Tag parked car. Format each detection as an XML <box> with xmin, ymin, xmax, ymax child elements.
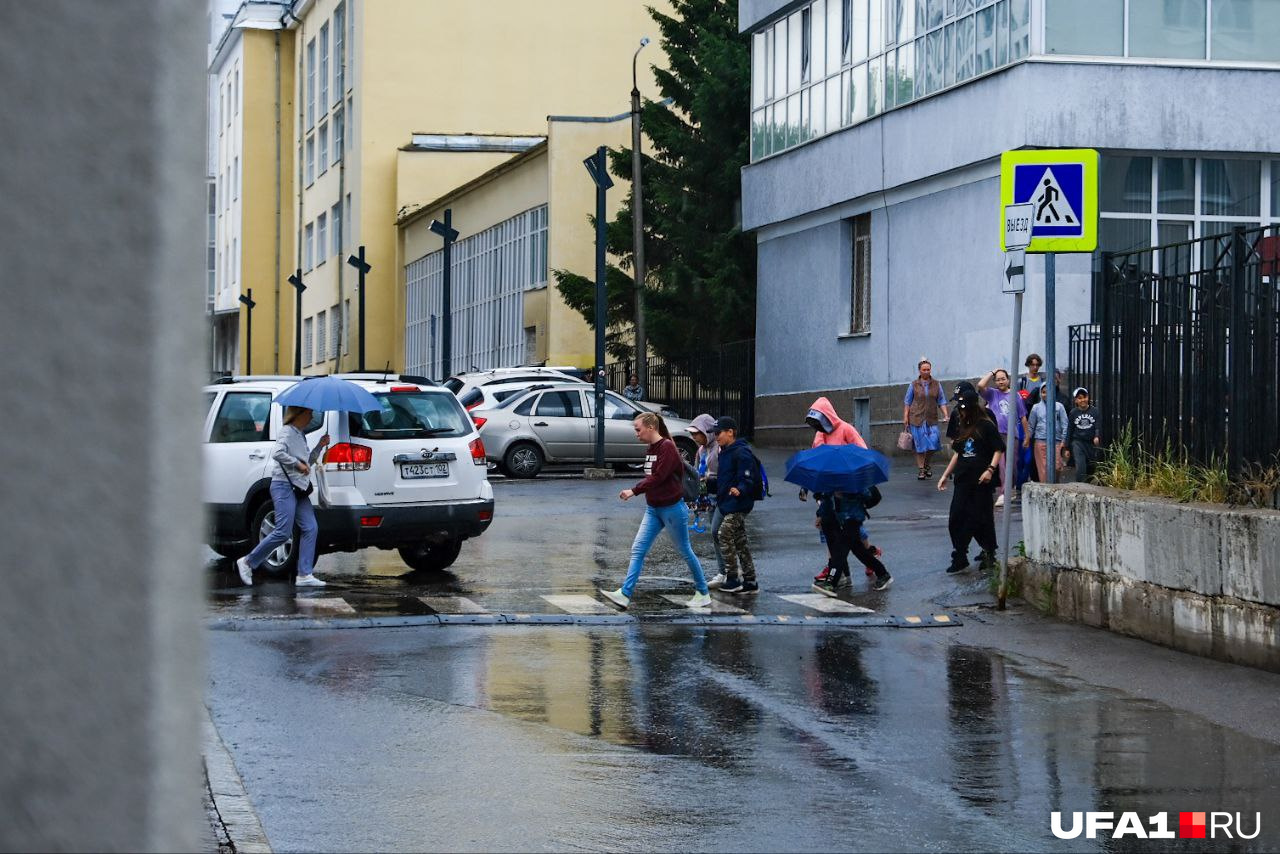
<box><xmin>472</xmin><ymin>383</ymin><xmax>698</xmax><ymax>478</ymax></box>
<box><xmin>202</xmin><ymin>374</ymin><xmax>494</xmax><ymax>573</ymax></box>
<box><xmin>446</xmin><ymin>367</ymin><xmax>587</xmax><ymax>411</ymax></box>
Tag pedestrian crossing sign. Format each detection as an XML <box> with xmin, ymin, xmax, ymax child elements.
<box><xmin>1000</xmin><ymin>148</ymin><xmax>1098</xmax><ymax>252</ymax></box>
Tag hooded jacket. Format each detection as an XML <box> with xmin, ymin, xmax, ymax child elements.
<box><xmin>716</xmin><ymin>438</ymin><xmax>757</xmax><ymax>515</ymax></box>
<box><xmin>808</xmin><ymin>397</ymin><xmax>867</xmax><ymax>448</ymax></box>
<box><xmin>688</xmin><ymin>413</ymin><xmax>720</xmax><ymax>478</ymax></box>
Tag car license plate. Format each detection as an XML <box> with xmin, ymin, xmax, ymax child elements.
<box><xmin>400</xmin><ymin>462</ymin><xmax>449</xmax><ymax>479</ymax></box>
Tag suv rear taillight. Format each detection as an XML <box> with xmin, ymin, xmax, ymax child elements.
<box><xmin>469</xmin><ymin>437</ymin><xmax>486</xmax><ymax>465</ymax></box>
<box><xmin>325</xmin><ymin>442</ymin><xmax>373</xmax><ymax>471</ymax></box>
<box><xmin>471</xmin><ymin>416</ymin><xmax>487</xmax><ymax>429</ymax></box>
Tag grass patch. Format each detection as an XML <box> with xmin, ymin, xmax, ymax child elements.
<box><xmin>1094</xmin><ymin>424</ymin><xmax>1277</xmax><ymax>508</ymax></box>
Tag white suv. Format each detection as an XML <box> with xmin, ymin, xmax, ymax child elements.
<box><xmin>202</xmin><ymin>373</ymin><xmax>494</xmax><ymax>573</ymax></box>
<box><xmin>445</xmin><ymin>367</ymin><xmax>586</xmax><ymax>412</ymax></box>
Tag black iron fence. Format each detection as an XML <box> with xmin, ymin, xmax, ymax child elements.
<box><xmin>606</xmin><ymin>339</ymin><xmax>756</xmax><ymax>436</ymax></box>
<box><xmin>1069</xmin><ymin>225</ymin><xmax>1280</xmax><ymax>475</ymax></box>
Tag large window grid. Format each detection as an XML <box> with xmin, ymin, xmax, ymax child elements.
<box><xmin>751</xmin><ymin>0</ymin><xmax>1030</xmax><ymax>160</ymax></box>
<box><xmin>303</xmin><ymin>317</ymin><xmax>314</xmax><ymax>368</ymax></box>
<box><xmin>305</xmin><ymin>38</ymin><xmax>316</xmax><ymax>131</ymax></box>
<box><xmin>316</xmin><ymin>310</ymin><xmax>327</xmax><ymax>365</ymax></box>
<box><xmin>405</xmin><ymin>205</ymin><xmax>549</xmax><ymax>378</ymax></box>
<box><xmin>1099</xmin><ymin>154</ymin><xmax>1280</xmax><ymax>263</ymax></box>
<box><xmin>1045</xmin><ymin>0</ymin><xmax>1280</xmax><ymax>62</ymax></box>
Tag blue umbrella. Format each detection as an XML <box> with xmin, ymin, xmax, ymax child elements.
<box><xmin>784</xmin><ymin>444</ymin><xmax>890</xmax><ymax>494</ymax></box>
<box><xmin>275</xmin><ymin>375</ymin><xmax>381</xmax><ymax>413</ymax></box>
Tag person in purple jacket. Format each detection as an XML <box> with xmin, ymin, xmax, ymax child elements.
<box><xmin>976</xmin><ymin>368</ymin><xmax>1030</xmax><ymax>508</ymax></box>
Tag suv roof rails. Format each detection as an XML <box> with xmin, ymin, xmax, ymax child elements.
<box><xmin>334</xmin><ymin>372</ymin><xmax>438</xmax><ymax>386</ymax></box>
<box><xmin>212</xmin><ymin>374</ymin><xmax>303</xmax><ymax>384</ymax></box>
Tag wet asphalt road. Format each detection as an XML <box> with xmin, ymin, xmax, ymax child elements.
<box><xmin>206</xmin><ymin>451</ymin><xmax>1280</xmax><ymax>852</ymax></box>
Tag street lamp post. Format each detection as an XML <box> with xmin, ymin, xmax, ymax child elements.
<box><xmin>287</xmin><ymin>270</ymin><xmax>306</xmax><ymax>374</ymax></box>
<box><xmin>630</xmin><ymin>36</ymin><xmax>650</xmax><ymax>391</ymax></box>
<box><xmin>584</xmin><ymin>147</ymin><xmax>613</xmax><ymax>468</ymax></box>
<box><xmin>346</xmin><ymin>246</ymin><xmax>371</xmax><ymax>371</ymax></box>
<box><xmin>238</xmin><ymin>289</ymin><xmax>256</xmax><ymax>374</ymax></box>
<box><xmin>429</xmin><ymin>211</ymin><xmax>460</xmax><ymax>381</ymax></box>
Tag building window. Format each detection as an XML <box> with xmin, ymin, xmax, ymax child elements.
<box><xmin>319</xmin><ymin>23</ymin><xmax>330</xmax><ymax>116</ymax></box>
<box><xmin>232</xmin><ymin>157</ymin><xmax>239</xmax><ymax>200</ymax></box>
<box><xmin>330</xmin><ymin>304</ymin><xmax>340</xmax><ymax>359</ymax></box>
<box><xmin>231</xmin><ymin>237</ymin><xmax>237</xmax><ymax>285</ymax></box>
<box><xmin>207</xmin><ymin>182</ymin><xmax>216</xmax><ymax>308</ymax></box>
<box><xmin>344</xmin><ymin>193</ymin><xmax>352</xmax><ymax>250</ymax></box>
<box><xmin>1045</xmin><ymin>0</ymin><xmax>1279</xmax><ymax>61</ymax></box>
<box><xmin>1214</xmin><ymin>0</ymin><xmax>1280</xmax><ymax>61</ymax></box>
<box><xmin>404</xmin><ymin>204</ymin><xmax>550</xmax><ymax>378</ymax></box>
<box><xmin>316</xmin><ymin>310</ymin><xmax>327</xmax><ymax>364</ymax></box>
<box><xmin>306</xmin><ymin>38</ymin><xmax>316</xmax><ymax>130</ymax></box>
<box><xmin>305</xmin><ymin>136</ymin><xmax>315</xmax><ymax>186</ymax></box>
<box><xmin>233</xmin><ymin>67</ymin><xmax>239</xmax><ymax>115</ymax></box>
<box><xmin>343</xmin><ymin>298</ymin><xmax>351</xmax><ymax>355</ymax></box>
<box><xmin>318</xmin><ymin>122</ymin><xmax>329</xmax><ymax>176</ymax></box>
<box><xmin>303</xmin><ymin>317</ymin><xmax>314</xmax><ymax>367</ymax></box>
<box><xmin>750</xmin><ymin>0</ymin><xmax>1029</xmax><ymax>161</ymax></box>
<box><xmin>332</xmin><ymin>108</ymin><xmax>344</xmax><ymax>164</ymax></box>
<box><xmin>334</xmin><ymin>4</ymin><xmax>345</xmax><ymax>99</ymax></box>
<box><xmin>317</xmin><ymin>213</ymin><xmax>327</xmax><ymax>264</ymax></box>
<box><xmin>331</xmin><ymin>202</ymin><xmax>342</xmax><ymax>256</ymax></box>
<box><xmin>1099</xmin><ymin>153</ymin><xmax>1279</xmax><ymax>259</ymax></box>
<box><xmin>305</xmin><ymin>222</ymin><xmax>314</xmax><ymax>271</ymax></box>
<box><xmin>850</xmin><ymin>212</ymin><xmax>871</xmax><ymax>334</ymax></box>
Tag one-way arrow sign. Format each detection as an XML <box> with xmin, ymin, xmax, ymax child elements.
<box><xmin>1003</xmin><ymin>249</ymin><xmax>1026</xmax><ymax>294</ymax></box>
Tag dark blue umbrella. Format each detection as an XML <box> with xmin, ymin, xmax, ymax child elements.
<box><xmin>275</xmin><ymin>375</ymin><xmax>381</xmax><ymax>413</ymax></box>
<box><xmin>783</xmin><ymin>444</ymin><xmax>890</xmax><ymax>494</ymax></box>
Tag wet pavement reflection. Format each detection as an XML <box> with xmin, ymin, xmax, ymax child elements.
<box><xmin>209</xmin><ymin>623</ymin><xmax>1280</xmax><ymax>852</ymax></box>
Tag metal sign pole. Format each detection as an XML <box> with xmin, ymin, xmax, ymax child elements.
<box><xmin>1045</xmin><ymin>252</ymin><xmax>1057</xmax><ymax>484</ymax></box>
<box><xmin>999</xmin><ymin>290</ymin><xmax>1023</xmax><ymax>610</ymax></box>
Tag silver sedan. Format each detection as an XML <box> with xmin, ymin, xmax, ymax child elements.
<box><xmin>472</xmin><ymin>383</ymin><xmax>700</xmax><ymax>478</ymax></box>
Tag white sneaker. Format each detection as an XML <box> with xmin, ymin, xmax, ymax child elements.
<box><xmin>706</xmin><ymin>573</ymin><xmax>727</xmax><ymax>590</ymax></box>
<box><xmin>686</xmin><ymin>592</ymin><xmax>712</xmax><ymax>609</ymax></box>
<box><xmin>994</xmin><ymin>493</ymin><xmax>1005</xmax><ymax>508</ymax></box>
<box><xmin>601</xmin><ymin>588</ymin><xmax>630</xmax><ymax>610</ymax></box>
<box><xmin>236</xmin><ymin>557</ymin><xmax>253</xmax><ymax>586</ymax></box>
<box><xmin>295</xmin><ymin>574</ymin><xmax>327</xmax><ymax>587</ymax></box>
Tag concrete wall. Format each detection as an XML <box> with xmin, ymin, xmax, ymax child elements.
<box><xmin>0</xmin><ymin>2</ymin><xmax>205</xmax><ymax>849</ymax></box>
<box><xmin>1017</xmin><ymin>483</ymin><xmax>1280</xmax><ymax>671</ymax></box>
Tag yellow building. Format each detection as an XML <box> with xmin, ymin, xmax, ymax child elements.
<box><xmin>281</xmin><ymin>0</ymin><xmax>669</xmax><ymax>376</ymax></box>
<box><xmin>397</xmin><ymin>112</ymin><xmax>636</xmax><ymax>375</ymax></box>
<box><xmin>209</xmin><ymin>2</ymin><xmax>296</xmax><ymax>375</ymax></box>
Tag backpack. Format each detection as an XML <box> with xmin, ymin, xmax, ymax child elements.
<box><xmin>863</xmin><ymin>484</ymin><xmax>882</xmax><ymax>511</ymax></box>
<box><xmin>681</xmin><ymin>461</ymin><xmax>701</xmax><ymax>503</ymax></box>
<box><xmin>750</xmin><ymin>451</ymin><xmax>770</xmax><ymax>501</ymax></box>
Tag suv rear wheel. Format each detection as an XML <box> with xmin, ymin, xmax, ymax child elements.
<box><xmin>398</xmin><ymin>539</ymin><xmax>463</xmax><ymax>573</ymax></box>
<box><xmin>502</xmin><ymin>442</ymin><xmax>544</xmax><ymax>478</ymax></box>
<box><xmin>249</xmin><ymin>500</ymin><xmax>297</xmax><ymax>574</ymax></box>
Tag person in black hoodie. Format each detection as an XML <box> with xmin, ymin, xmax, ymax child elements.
<box><xmin>1065</xmin><ymin>387</ymin><xmax>1102</xmax><ymax>482</ymax></box>
<box><xmin>713</xmin><ymin>416</ymin><xmax>760</xmax><ymax>595</ymax></box>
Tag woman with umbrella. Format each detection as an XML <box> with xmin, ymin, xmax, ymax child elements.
<box><xmin>235</xmin><ymin>376</ymin><xmax>380</xmax><ymax>588</ymax></box>
<box><xmin>236</xmin><ymin>405</ymin><xmax>330</xmax><ymax>587</ymax></box>
<box><xmin>784</xmin><ymin>444</ymin><xmax>892</xmax><ymax>594</ymax></box>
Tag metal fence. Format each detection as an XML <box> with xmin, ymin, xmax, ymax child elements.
<box><xmin>1069</xmin><ymin>225</ymin><xmax>1280</xmax><ymax>475</ymax></box>
<box><xmin>605</xmin><ymin>339</ymin><xmax>756</xmax><ymax>436</ymax></box>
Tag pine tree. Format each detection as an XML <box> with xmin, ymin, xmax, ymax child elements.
<box><xmin>553</xmin><ymin>0</ymin><xmax>753</xmax><ymax>363</ymax></box>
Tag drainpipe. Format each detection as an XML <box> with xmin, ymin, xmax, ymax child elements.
<box><xmin>273</xmin><ymin>27</ymin><xmax>282</xmax><ymax>371</ymax></box>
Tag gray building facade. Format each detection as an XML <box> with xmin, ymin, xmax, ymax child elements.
<box><xmin>740</xmin><ymin>0</ymin><xmax>1280</xmax><ymax>448</ymax></box>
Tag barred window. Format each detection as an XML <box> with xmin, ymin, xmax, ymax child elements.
<box><xmin>316</xmin><ymin>310</ymin><xmax>327</xmax><ymax>365</ymax></box>
<box><xmin>330</xmin><ymin>304</ymin><xmax>340</xmax><ymax>360</ymax></box>
<box><xmin>303</xmin><ymin>318</ymin><xmax>314</xmax><ymax>368</ymax></box>
<box><xmin>850</xmin><ymin>212</ymin><xmax>871</xmax><ymax>334</ymax></box>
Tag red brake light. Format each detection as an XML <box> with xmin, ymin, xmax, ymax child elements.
<box><xmin>390</xmin><ymin>385</ymin><xmax>419</xmax><ymax>392</ymax></box>
<box><xmin>471</xmin><ymin>416</ymin><xmax>487</xmax><ymax>429</ymax></box>
<box><xmin>325</xmin><ymin>442</ymin><xmax>373</xmax><ymax>471</ymax></box>
<box><xmin>464</xmin><ymin>400</ymin><xmax>481</xmax><ymax>411</ymax></box>
<box><xmin>469</xmin><ymin>437</ymin><xmax>487</xmax><ymax>465</ymax></box>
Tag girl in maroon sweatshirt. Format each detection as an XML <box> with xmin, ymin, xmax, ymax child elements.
<box><xmin>601</xmin><ymin>412</ymin><xmax>711</xmax><ymax>610</ymax></box>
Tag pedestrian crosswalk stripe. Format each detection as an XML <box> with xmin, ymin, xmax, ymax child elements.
<box><xmin>295</xmin><ymin>596</ymin><xmax>356</xmax><ymax>615</ymax></box>
<box><xmin>418</xmin><ymin>596</ymin><xmax>487</xmax><ymax>614</ymax></box>
<box><xmin>660</xmin><ymin>593</ymin><xmax>745</xmax><ymax>614</ymax></box>
<box><xmin>541</xmin><ymin>594</ymin><xmax>614</xmax><ymax>615</ymax></box>
<box><xmin>777</xmin><ymin>594</ymin><xmax>874</xmax><ymax>615</ymax></box>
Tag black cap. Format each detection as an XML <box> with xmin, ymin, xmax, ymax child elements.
<box><xmin>712</xmin><ymin>415</ymin><xmax>738</xmax><ymax>434</ymax></box>
<box><xmin>952</xmin><ymin>380</ymin><xmax>977</xmax><ymax>400</ymax></box>
<box><xmin>956</xmin><ymin>390</ymin><xmax>981</xmax><ymax>410</ymax></box>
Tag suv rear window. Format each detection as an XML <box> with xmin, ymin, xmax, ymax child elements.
<box><xmin>348</xmin><ymin>392</ymin><xmax>471</xmax><ymax>439</ymax></box>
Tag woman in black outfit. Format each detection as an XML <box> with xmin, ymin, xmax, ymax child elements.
<box><xmin>936</xmin><ymin>391</ymin><xmax>1004</xmax><ymax>573</ymax></box>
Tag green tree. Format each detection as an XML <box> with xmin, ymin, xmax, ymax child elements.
<box><xmin>554</xmin><ymin>0</ymin><xmax>754</xmax><ymax>363</ymax></box>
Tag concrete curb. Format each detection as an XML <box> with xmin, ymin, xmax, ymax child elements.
<box><xmin>203</xmin><ymin>704</ymin><xmax>273</xmax><ymax>853</ymax></box>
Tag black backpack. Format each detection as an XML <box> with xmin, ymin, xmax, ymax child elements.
<box><xmin>681</xmin><ymin>461</ymin><xmax>701</xmax><ymax>503</ymax></box>
<box><xmin>863</xmin><ymin>484</ymin><xmax>882</xmax><ymax>511</ymax></box>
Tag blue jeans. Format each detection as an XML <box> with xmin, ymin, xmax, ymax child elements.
<box><xmin>709</xmin><ymin>507</ymin><xmax>726</xmax><ymax>575</ymax></box>
<box><xmin>245</xmin><ymin>480</ymin><xmax>319</xmax><ymax>577</ymax></box>
<box><xmin>621</xmin><ymin>501</ymin><xmax>708</xmax><ymax>597</ymax></box>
